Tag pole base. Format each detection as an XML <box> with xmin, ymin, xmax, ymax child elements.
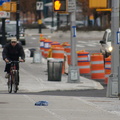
<box><xmin>106</xmin><ymin>74</ymin><xmax>118</xmax><ymax>98</ymax></box>
<box><xmin>67</xmin><ymin>66</ymin><xmax>80</xmax><ymax>83</ymax></box>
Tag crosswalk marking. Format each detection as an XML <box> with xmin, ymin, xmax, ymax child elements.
<box><xmin>76</xmin><ymin>40</ymin><xmax>99</xmax><ymax>48</ymax></box>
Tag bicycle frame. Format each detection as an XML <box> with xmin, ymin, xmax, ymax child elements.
<box><xmin>8</xmin><ymin>61</ymin><xmax>20</xmax><ymax>93</ymax></box>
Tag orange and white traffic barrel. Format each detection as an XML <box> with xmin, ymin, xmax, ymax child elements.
<box><xmin>61</xmin><ymin>42</ymin><xmax>69</xmax><ymax>47</ymax></box>
<box><xmin>52</xmin><ymin>47</ymin><xmax>65</xmax><ymax>74</ymax></box>
<box><xmin>104</xmin><ymin>56</ymin><xmax>111</xmax><ymax>84</ymax></box>
<box><xmin>64</xmin><ymin>44</ymin><xmax>71</xmax><ymax>65</ymax></box>
<box><xmin>90</xmin><ymin>53</ymin><xmax>105</xmax><ymax>79</ymax></box>
<box><xmin>40</xmin><ymin>34</ymin><xmax>44</xmax><ymax>40</ymax></box>
<box><xmin>77</xmin><ymin>51</ymin><xmax>90</xmax><ymax>74</ymax></box>
<box><xmin>40</xmin><ymin>38</ymin><xmax>46</xmax><ymax>57</ymax></box>
<box><xmin>51</xmin><ymin>41</ymin><xmax>61</xmax><ymax>48</ymax></box>
<box><xmin>43</xmin><ymin>39</ymin><xmax>52</xmax><ymax>58</ymax></box>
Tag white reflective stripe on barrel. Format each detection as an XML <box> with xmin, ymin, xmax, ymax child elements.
<box><xmin>105</xmin><ymin>64</ymin><xmax>111</xmax><ymax>68</ymax></box>
<box><xmin>52</xmin><ymin>50</ymin><xmax>64</xmax><ymax>53</ymax></box>
<box><xmin>91</xmin><ymin>61</ymin><xmax>104</xmax><ymax>64</ymax></box>
<box><xmin>91</xmin><ymin>70</ymin><xmax>104</xmax><ymax>73</ymax></box>
<box><xmin>78</xmin><ymin>57</ymin><xmax>89</xmax><ymax>61</ymax></box>
<box><xmin>40</xmin><ymin>42</ymin><xmax>44</xmax><ymax>47</ymax></box>
<box><xmin>78</xmin><ymin>66</ymin><xmax>90</xmax><ymax>68</ymax></box>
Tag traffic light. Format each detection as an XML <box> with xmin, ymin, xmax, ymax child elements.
<box><xmin>53</xmin><ymin>0</ymin><xmax>67</xmax><ymax>12</ymax></box>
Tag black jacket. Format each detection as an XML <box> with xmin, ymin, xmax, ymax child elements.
<box><xmin>2</xmin><ymin>43</ymin><xmax>25</xmax><ymax>61</ymax></box>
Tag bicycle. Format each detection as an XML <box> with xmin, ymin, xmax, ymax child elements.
<box><xmin>7</xmin><ymin>61</ymin><xmax>20</xmax><ymax>93</ymax></box>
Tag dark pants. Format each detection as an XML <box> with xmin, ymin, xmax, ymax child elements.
<box><xmin>5</xmin><ymin>63</ymin><xmax>20</xmax><ymax>85</ymax></box>
<box><xmin>4</xmin><ymin>63</ymin><xmax>19</xmax><ymax>73</ymax></box>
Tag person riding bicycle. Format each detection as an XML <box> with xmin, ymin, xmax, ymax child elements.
<box><xmin>2</xmin><ymin>38</ymin><xmax>25</xmax><ymax>80</ymax></box>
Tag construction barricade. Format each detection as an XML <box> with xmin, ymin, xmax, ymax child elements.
<box><xmin>51</xmin><ymin>41</ymin><xmax>61</xmax><ymax>48</ymax></box>
<box><xmin>90</xmin><ymin>53</ymin><xmax>105</xmax><ymax>79</ymax></box>
<box><xmin>51</xmin><ymin>47</ymin><xmax>65</xmax><ymax>74</ymax></box>
<box><xmin>43</xmin><ymin>39</ymin><xmax>52</xmax><ymax>58</ymax></box>
<box><xmin>40</xmin><ymin>38</ymin><xmax>46</xmax><ymax>57</ymax></box>
<box><xmin>104</xmin><ymin>56</ymin><xmax>111</xmax><ymax>84</ymax></box>
<box><xmin>64</xmin><ymin>44</ymin><xmax>71</xmax><ymax>65</ymax></box>
<box><xmin>77</xmin><ymin>51</ymin><xmax>90</xmax><ymax>74</ymax></box>
<box><xmin>48</xmin><ymin>41</ymin><xmax>62</xmax><ymax>58</ymax></box>
<box><xmin>61</xmin><ymin>42</ymin><xmax>69</xmax><ymax>47</ymax></box>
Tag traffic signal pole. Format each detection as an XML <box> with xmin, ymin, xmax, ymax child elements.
<box><xmin>53</xmin><ymin>0</ymin><xmax>80</xmax><ymax>83</ymax></box>
<box><xmin>16</xmin><ymin>0</ymin><xmax>20</xmax><ymax>41</ymax></box>
<box><xmin>107</xmin><ymin>0</ymin><xmax>119</xmax><ymax>97</ymax></box>
<box><xmin>1</xmin><ymin>18</ymin><xmax>7</xmax><ymax>47</ymax></box>
<box><xmin>67</xmin><ymin>0</ymin><xmax>80</xmax><ymax>83</ymax></box>
<box><xmin>38</xmin><ymin>0</ymin><xmax>42</xmax><ymax>33</ymax></box>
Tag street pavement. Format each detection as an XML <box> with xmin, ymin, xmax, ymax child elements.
<box><xmin>0</xmin><ymin>29</ymin><xmax>120</xmax><ymax>120</ymax></box>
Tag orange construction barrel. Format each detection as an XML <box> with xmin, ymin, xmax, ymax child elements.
<box><xmin>104</xmin><ymin>56</ymin><xmax>111</xmax><ymax>84</ymax></box>
<box><xmin>77</xmin><ymin>51</ymin><xmax>90</xmax><ymax>74</ymax></box>
<box><xmin>91</xmin><ymin>53</ymin><xmax>105</xmax><ymax>79</ymax></box>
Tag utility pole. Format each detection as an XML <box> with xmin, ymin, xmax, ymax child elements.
<box><xmin>67</xmin><ymin>0</ymin><xmax>80</xmax><ymax>83</ymax></box>
<box><xmin>51</xmin><ymin>11</ymin><xmax>54</xmax><ymax>33</ymax></box>
<box><xmin>107</xmin><ymin>0</ymin><xmax>119</xmax><ymax>97</ymax></box>
<box><xmin>38</xmin><ymin>2</ymin><xmax>42</xmax><ymax>34</ymax></box>
<box><xmin>16</xmin><ymin>0</ymin><xmax>20</xmax><ymax>41</ymax></box>
<box><xmin>37</xmin><ymin>0</ymin><xmax>43</xmax><ymax>33</ymax></box>
<box><xmin>1</xmin><ymin>18</ymin><xmax>7</xmax><ymax>47</ymax></box>
<box><xmin>57</xmin><ymin>13</ymin><xmax>60</xmax><ymax>30</ymax></box>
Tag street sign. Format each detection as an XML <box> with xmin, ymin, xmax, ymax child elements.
<box><xmin>72</xmin><ymin>26</ymin><xmax>76</xmax><ymax>37</ymax></box>
<box><xmin>0</xmin><ymin>0</ymin><xmax>10</xmax><ymax>6</ymax></box>
<box><xmin>0</xmin><ymin>11</ymin><xmax>10</xmax><ymax>18</ymax></box>
<box><xmin>68</xmin><ymin>0</ymin><xmax>76</xmax><ymax>12</ymax></box>
<box><xmin>36</xmin><ymin>2</ymin><xmax>43</xmax><ymax>10</ymax></box>
<box><xmin>117</xmin><ymin>31</ymin><xmax>120</xmax><ymax>44</ymax></box>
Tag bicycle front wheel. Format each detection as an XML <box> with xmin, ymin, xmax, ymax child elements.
<box><xmin>13</xmin><ymin>72</ymin><xmax>18</xmax><ymax>93</ymax></box>
<box><xmin>8</xmin><ymin>75</ymin><xmax>12</xmax><ymax>93</ymax></box>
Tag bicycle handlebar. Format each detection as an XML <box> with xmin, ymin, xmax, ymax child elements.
<box><xmin>7</xmin><ymin>61</ymin><xmax>21</xmax><ymax>64</ymax></box>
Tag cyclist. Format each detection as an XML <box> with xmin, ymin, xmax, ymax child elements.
<box><xmin>2</xmin><ymin>38</ymin><xmax>25</xmax><ymax>82</ymax></box>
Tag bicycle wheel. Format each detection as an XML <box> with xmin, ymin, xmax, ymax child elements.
<box><xmin>13</xmin><ymin>72</ymin><xmax>18</xmax><ymax>93</ymax></box>
<box><xmin>8</xmin><ymin>75</ymin><xmax>12</xmax><ymax>93</ymax></box>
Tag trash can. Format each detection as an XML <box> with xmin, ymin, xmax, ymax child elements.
<box><xmin>29</xmin><ymin>48</ymin><xmax>36</xmax><ymax>57</ymax></box>
<box><xmin>33</xmin><ymin>51</ymin><xmax>42</xmax><ymax>63</ymax></box>
<box><xmin>47</xmin><ymin>58</ymin><xmax>63</xmax><ymax>81</ymax></box>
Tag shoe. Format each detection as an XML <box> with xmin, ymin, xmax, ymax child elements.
<box><xmin>5</xmin><ymin>73</ymin><xmax>10</xmax><ymax>78</ymax></box>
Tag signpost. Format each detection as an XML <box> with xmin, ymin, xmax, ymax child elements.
<box><xmin>0</xmin><ymin>0</ymin><xmax>10</xmax><ymax>18</ymax></box>
<box><xmin>36</xmin><ymin>0</ymin><xmax>43</xmax><ymax>33</ymax></box>
<box><xmin>106</xmin><ymin>0</ymin><xmax>119</xmax><ymax>97</ymax></box>
<box><xmin>0</xmin><ymin>0</ymin><xmax>11</xmax><ymax>47</ymax></box>
<box><xmin>67</xmin><ymin>0</ymin><xmax>80</xmax><ymax>83</ymax></box>
<box><xmin>52</xmin><ymin>0</ymin><xmax>80</xmax><ymax>83</ymax></box>
<box><xmin>0</xmin><ymin>11</ymin><xmax>10</xmax><ymax>18</ymax></box>
<box><xmin>68</xmin><ymin>0</ymin><xmax>76</xmax><ymax>12</ymax></box>
<box><xmin>36</xmin><ymin>1</ymin><xmax>43</xmax><ymax>10</ymax></box>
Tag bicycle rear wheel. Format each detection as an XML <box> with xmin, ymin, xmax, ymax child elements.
<box><xmin>8</xmin><ymin>75</ymin><xmax>12</xmax><ymax>93</ymax></box>
<box><xmin>13</xmin><ymin>72</ymin><xmax>18</xmax><ymax>93</ymax></box>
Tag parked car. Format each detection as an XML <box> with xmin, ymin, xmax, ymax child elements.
<box><xmin>99</xmin><ymin>29</ymin><xmax>112</xmax><ymax>58</ymax></box>
<box><xmin>43</xmin><ymin>17</ymin><xmax>57</xmax><ymax>30</ymax></box>
<box><xmin>0</xmin><ymin>20</ymin><xmax>26</xmax><ymax>45</ymax></box>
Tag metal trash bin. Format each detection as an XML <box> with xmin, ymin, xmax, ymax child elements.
<box><xmin>47</xmin><ymin>58</ymin><xmax>63</xmax><ymax>81</ymax></box>
<box><xmin>29</xmin><ymin>48</ymin><xmax>36</xmax><ymax>57</ymax></box>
